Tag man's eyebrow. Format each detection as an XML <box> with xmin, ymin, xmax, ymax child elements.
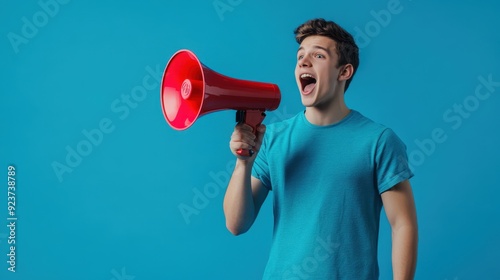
<box><xmin>297</xmin><ymin>45</ymin><xmax>331</xmax><ymax>54</ymax></box>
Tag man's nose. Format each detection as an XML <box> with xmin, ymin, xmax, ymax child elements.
<box><xmin>300</xmin><ymin>57</ymin><xmax>312</xmax><ymax>67</ymax></box>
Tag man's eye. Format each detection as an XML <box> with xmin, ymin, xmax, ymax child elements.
<box><xmin>298</xmin><ymin>55</ymin><xmax>304</xmax><ymax>60</ymax></box>
<box><xmin>315</xmin><ymin>54</ymin><xmax>325</xmax><ymax>58</ymax></box>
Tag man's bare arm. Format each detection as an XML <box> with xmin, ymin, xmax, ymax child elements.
<box><xmin>381</xmin><ymin>180</ymin><xmax>418</xmax><ymax>280</ymax></box>
<box><xmin>223</xmin><ymin>124</ymin><xmax>268</xmax><ymax>235</ymax></box>
<box><xmin>224</xmin><ymin>168</ymin><xmax>268</xmax><ymax>235</ymax></box>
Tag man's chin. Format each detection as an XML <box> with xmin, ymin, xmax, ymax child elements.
<box><xmin>301</xmin><ymin>100</ymin><xmax>316</xmax><ymax>108</ymax></box>
<box><xmin>300</xmin><ymin>94</ymin><xmax>315</xmax><ymax>107</ymax></box>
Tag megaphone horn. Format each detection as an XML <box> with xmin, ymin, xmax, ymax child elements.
<box><xmin>161</xmin><ymin>49</ymin><xmax>281</xmax><ymax>156</ymax></box>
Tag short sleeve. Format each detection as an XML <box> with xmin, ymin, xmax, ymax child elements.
<box><xmin>375</xmin><ymin>128</ymin><xmax>414</xmax><ymax>194</ymax></box>
<box><xmin>252</xmin><ymin>131</ymin><xmax>272</xmax><ymax>191</ymax></box>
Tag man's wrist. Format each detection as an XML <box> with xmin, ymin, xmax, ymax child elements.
<box><xmin>235</xmin><ymin>157</ymin><xmax>255</xmax><ymax>171</ymax></box>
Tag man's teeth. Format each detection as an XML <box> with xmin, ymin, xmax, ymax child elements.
<box><xmin>300</xmin><ymin>73</ymin><xmax>314</xmax><ymax>79</ymax></box>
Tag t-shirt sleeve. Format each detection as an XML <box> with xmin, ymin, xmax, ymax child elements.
<box><xmin>375</xmin><ymin>128</ymin><xmax>414</xmax><ymax>194</ymax></box>
<box><xmin>252</xmin><ymin>131</ymin><xmax>272</xmax><ymax>191</ymax></box>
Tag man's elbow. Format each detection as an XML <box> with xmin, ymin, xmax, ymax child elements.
<box><xmin>226</xmin><ymin>222</ymin><xmax>249</xmax><ymax>236</ymax></box>
<box><xmin>392</xmin><ymin>221</ymin><xmax>418</xmax><ymax>238</ymax></box>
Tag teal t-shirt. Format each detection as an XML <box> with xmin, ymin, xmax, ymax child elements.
<box><xmin>252</xmin><ymin>110</ymin><xmax>413</xmax><ymax>280</ymax></box>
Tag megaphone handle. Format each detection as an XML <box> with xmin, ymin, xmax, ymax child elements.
<box><xmin>236</xmin><ymin>110</ymin><xmax>266</xmax><ymax>157</ymax></box>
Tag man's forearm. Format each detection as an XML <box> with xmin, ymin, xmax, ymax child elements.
<box><xmin>223</xmin><ymin>159</ymin><xmax>256</xmax><ymax>235</ymax></box>
<box><xmin>391</xmin><ymin>224</ymin><xmax>418</xmax><ymax>280</ymax></box>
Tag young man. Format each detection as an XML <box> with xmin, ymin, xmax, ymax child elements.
<box><xmin>223</xmin><ymin>18</ymin><xmax>417</xmax><ymax>279</ymax></box>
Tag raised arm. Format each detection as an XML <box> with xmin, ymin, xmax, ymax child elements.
<box><xmin>381</xmin><ymin>180</ymin><xmax>418</xmax><ymax>280</ymax></box>
<box><xmin>223</xmin><ymin>124</ymin><xmax>269</xmax><ymax>235</ymax></box>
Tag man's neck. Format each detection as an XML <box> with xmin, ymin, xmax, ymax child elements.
<box><xmin>304</xmin><ymin>99</ymin><xmax>351</xmax><ymax>126</ymax></box>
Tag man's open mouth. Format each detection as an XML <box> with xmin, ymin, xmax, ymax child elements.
<box><xmin>300</xmin><ymin>73</ymin><xmax>317</xmax><ymax>95</ymax></box>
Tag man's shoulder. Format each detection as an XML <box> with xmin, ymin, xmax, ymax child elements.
<box><xmin>353</xmin><ymin>111</ymin><xmax>405</xmax><ymax>147</ymax></box>
<box><xmin>265</xmin><ymin>110</ymin><xmax>302</xmax><ymax>133</ymax></box>
<box><xmin>349</xmin><ymin>110</ymin><xmax>391</xmax><ymax>134</ymax></box>
<box><xmin>263</xmin><ymin>109</ymin><xmax>397</xmax><ymax>138</ymax></box>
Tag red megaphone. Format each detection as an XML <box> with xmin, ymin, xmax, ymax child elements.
<box><xmin>160</xmin><ymin>49</ymin><xmax>281</xmax><ymax>156</ymax></box>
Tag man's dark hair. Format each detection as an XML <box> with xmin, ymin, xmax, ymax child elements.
<box><xmin>294</xmin><ymin>18</ymin><xmax>359</xmax><ymax>92</ymax></box>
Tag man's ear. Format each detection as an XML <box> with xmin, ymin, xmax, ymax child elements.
<box><xmin>338</xmin><ymin>64</ymin><xmax>354</xmax><ymax>82</ymax></box>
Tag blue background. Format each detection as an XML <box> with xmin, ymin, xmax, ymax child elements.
<box><xmin>1</xmin><ymin>0</ymin><xmax>499</xmax><ymax>279</ymax></box>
